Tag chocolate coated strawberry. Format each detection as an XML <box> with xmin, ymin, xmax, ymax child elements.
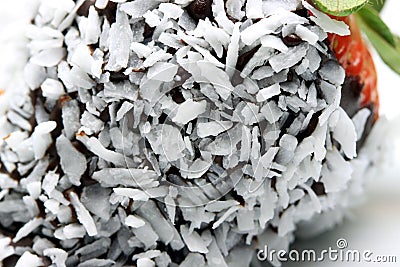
<box><xmin>328</xmin><ymin>15</ymin><xmax>379</xmax><ymax>120</ymax></box>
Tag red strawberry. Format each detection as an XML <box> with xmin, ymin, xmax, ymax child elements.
<box><xmin>327</xmin><ymin>15</ymin><xmax>379</xmax><ymax>120</ymax></box>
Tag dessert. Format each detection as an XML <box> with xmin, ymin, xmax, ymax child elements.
<box><xmin>0</xmin><ymin>0</ymin><xmax>397</xmax><ymax>266</ymax></box>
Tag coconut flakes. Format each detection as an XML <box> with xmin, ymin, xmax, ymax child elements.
<box><xmin>332</xmin><ymin>108</ymin><xmax>357</xmax><ymax>158</ymax></box>
<box><xmin>137</xmin><ymin>258</ymin><xmax>156</xmax><ymax>267</ymax></box>
<box><xmin>159</xmin><ymin>3</ymin><xmax>183</xmax><ymax>19</ymax></box>
<box><xmin>120</xmin><ymin>0</ymin><xmax>160</xmax><ymax>18</ymax></box>
<box><xmin>256</xmin><ymin>84</ymin><xmax>281</xmax><ymax>102</ymax></box>
<box><xmin>302</xmin><ymin>0</ymin><xmax>350</xmax><ymax>36</ymax></box>
<box><xmin>44</xmin><ymin>248</ymin><xmax>68</xmax><ymax>267</ymax></box>
<box><xmin>80</xmin><ymin>111</ymin><xmax>104</xmax><ymax>134</ymax></box>
<box><xmin>62</xmin><ymin>99</ymin><xmax>81</xmax><ymax>139</ymax></box>
<box><xmin>113</xmin><ymin>188</ymin><xmax>149</xmax><ymax>201</ymax></box>
<box><xmin>106</xmin><ymin>10</ymin><xmax>133</xmax><ymax>71</ymax></box>
<box><xmin>180</xmin><ymin>225</ymin><xmax>209</xmax><ymax>254</ymax></box>
<box><xmin>0</xmin><ymin>0</ymin><xmax>380</xmax><ymax>266</ymax></box>
<box><xmin>172</xmin><ymin>99</ymin><xmax>207</xmax><ymax>124</ymax></box>
<box><xmin>246</xmin><ymin>0</ymin><xmax>263</xmax><ymax>19</ymax></box>
<box><xmin>77</xmin><ymin>134</ymin><xmax>129</xmax><ymax>166</ymax></box>
<box><xmin>32</xmin><ymin>121</ymin><xmax>57</xmax><ymax>160</ymax></box>
<box><xmin>92</xmin><ymin>168</ymin><xmax>159</xmax><ymax>188</ymax></box>
<box><xmin>270</xmin><ymin>43</ymin><xmax>309</xmax><ymax>72</ymax></box>
<box><xmin>15</xmin><ymin>251</ymin><xmax>44</xmax><ymax>267</ymax></box>
<box><xmin>13</xmin><ymin>218</ymin><xmax>43</xmax><ymax>243</ymax></box>
<box><xmin>197</xmin><ymin>121</ymin><xmax>233</xmax><ymax>138</ymax></box>
<box><xmin>125</xmin><ymin>215</ymin><xmax>146</xmax><ymax>228</ymax></box>
<box><xmin>56</xmin><ymin>134</ymin><xmax>87</xmax><ymax>186</ymax></box>
<box><xmin>147</xmin><ymin>62</ymin><xmax>178</xmax><ymax>82</ymax></box>
<box><xmin>352</xmin><ymin>108</ymin><xmax>372</xmax><ymax>140</ymax></box>
<box><xmin>30</xmin><ymin>47</ymin><xmax>66</xmax><ymax>67</ymax></box>
<box><xmin>69</xmin><ymin>191</ymin><xmax>98</xmax><ymax>236</ymax></box>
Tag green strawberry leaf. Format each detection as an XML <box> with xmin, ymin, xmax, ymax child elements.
<box><xmin>369</xmin><ymin>0</ymin><xmax>386</xmax><ymax>12</ymax></box>
<box><xmin>312</xmin><ymin>0</ymin><xmax>368</xmax><ymax>16</ymax></box>
<box><xmin>357</xmin><ymin>6</ymin><xmax>395</xmax><ymax>47</ymax></box>
<box><xmin>395</xmin><ymin>35</ymin><xmax>400</xmax><ymax>52</ymax></box>
<box><xmin>355</xmin><ymin>4</ymin><xmax>400</xmax><ymax>74</ymax></box>
<box><xmin>356</xmin><ymin>15</ymin><xmax>400</xmax><ymax>75</ymax></box>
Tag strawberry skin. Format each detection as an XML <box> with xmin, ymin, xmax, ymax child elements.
<box><xmin>328</xmin><ymin>15</ymin><xmax>379</xmax><ymax>120</ymax></box>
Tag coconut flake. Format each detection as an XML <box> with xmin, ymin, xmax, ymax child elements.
<box><xmin>0</xmin><ymin>237</ymin><xmax>14</xmax><ymax>261</ymax></box>
<box><xmin>132</xmin><ymin>250</ymin><xmax>162</xmax><ymax>261</ymax></box>
<box><xmin>113</xmin><ymin>188</ymin><xmax>149</xmax><ymax>201</ymax></box>
<box><xmin>56</xmin><ymin>134</ymin><xmax>87</xmax><ymax>186</ymax></box>
<box><xmin>32</xmin><ymin>121</ymin><xmax>57</xmax><ymax>159</ymax></box>
<box><xmin>332</xmin><ymin>108</ymin><xmax>357</xmax><ymax>159</ymax></box>
<box><xmin>241</xmin><ymin>17</ymin><xmax>280</xmax><ymax>45</ymax></box>
<box><xmin>69</xmin><ymin>191</ymin><xmax>98</xmax><ymax>237</ymax></box>
<box><xmin>295</xmin><ymin>25</ymin><xmax>319</xmax><ymax>45</ymax></box>
<box><xmin>320</xmin><ymin>147</ymin><xmax>353</xmax><ymax>192</ymax></box>
<box><xmin>241</xmin><ymin>47</ymin><xmax>275</xmax><ymax>78</ymax></box>
<box><xmin>146</xmin><ymin>124</ymin><xmax>186</xmax><ymax>162</ymax></box>
<box><xmin>136</xmin><ymin>201</ymin><xmax>183</xmax><ymax>248</ymax></box>
<box><xmin>54</xmin><ymin>224</ymin><xmax>86</xmax><ymax>240</ymax></box>
<box><xmin>319</xmin><ymin>60</ymin><xmax>346</xmax><ymax>86</ymax></box>
<box><xmin>197</xmin><ymin>121</ymin><xmax>233</xmax><ymax>138</ymax></box>
<box><xmin>80</xmin><ymin>111</ymin><xmax>104</xmax><ymax>134</ymax></box>
<box><xmin>125</xmin><ymin>215</ymin><xmax>146</xmax><ymax>228</ymax></box>
<box><xmin>246</xmin><ymin>0</ymin><xmax>263</xmax><ymax>19</ymax></box>
<box><xmin>95</xmin><ymin>0</ymin><xmax>109</xmax><ymax>9</ymax></box>
<box><xmin>172</xmin><ymin>99</ymin><xmax>207</xmax><ymax>124</ymax></box>
<box><xmin>120</xmin><ymin>0</ymin><xmax>160</xmax><ymax>18</ymax></box>
<box><xmin>260</xmin><ymin>35</ymin><xmax>289</xmax><ymax>53</ymax></box>
<box><xmin>15</xmin><ymin>251</ymin><xmax>43</xmax><ymax>267</ymax></box>
<box><xmin>147</xmin><ymin>62</ymin><xmax>178</xmax><ymax>82</ymax></box>
<box><xmin>302</xmin><ymin>0</ymin><xmax>350</xmax><ymax>36</ymax></box>
<box><xmin>212</xmin><ymin>206</ymin><xmax>240</xmax><ymax>229</ymax></box>
<box><xmin>44</xmin><ymin>248</ymin><xmax>68</xmax><ymax>267</ymax></box>
<box><xmin>0</xmin><ymin>173</ymin><xmax>18</xmax><ymax>189</ymax></box>
<box><xmin>256</xmin><ymin>84</ymin><xmax>281</xmax><ymax>102</ymax></box>
<box><xmin>269</xmin><ymin>43</ymin><xmax>308</xmax><ymax>72</ymax></box>
<box><xmin>92</xmin><ymin>168</ymin><xmax>159</xmax><ymax>188</ymax></box>
<box><xmin>71</xmin><ymin>44</ymin><xmax>102</xmax><ymax>78</ymax></box>
<box><xmin>30</xmin><ymin>48</ymin><xmax>65</xmax><ymax>67</ymax></box>
<box><xmin>225</xmin><ymin>23</ymin><xmax>240</xmax><ymax>78</ymax></box>
<box><xmin>131</xmin><ymin>42</ymin><xmax>153</xmax><ymax>58</ymax></box>
<box><xmin>81</xmin><ymin>184</ymin><xmax>111</xmax><ymax>220</ymax></box>
<box><xmin>106</xmin><ymin>9</ymin><xmax>133</xmax><ymax>71</ymax></box>
<box><xmin>143</xmin><ymin>50</ymin><xmax>173</xmax><ymax>68</ymax></box>
<box><xmin>159</xmin><ymin>3</ymin><xmax>184</xmax><ymax>19</ymax></box>
<box><xmin>143</xmin><ymin>11</ymin><xmax>161</xmax><ymax>28</ymax></box>
<box><xmin>24</xmin><ymin>62</ymin><xmax>47</xmax><ymax>90</ymax></box>
<box><xmin>62</xmin><ymin>99</ymin><xmax>81</xmax><ymax>139</ymax></box>
<box><xmin>137</xmin><ymin>258</ymin><xmax>155</xmax><ymax>267</ymax></box>
<box><xmin>78</xmin><ymin>259</ymin><xmax>115</xmax><ymax>267</ymax></box>
<box><xmin>180</xmin><ymin>225</ymin><xmax>209</xmax><ymax>254</ymax></box>
<box><xmin>116</xmin><ymin>101</ymin><xmax>134</xmax><ymax>121</ymax></box>
<box><xmin>77</xmin><ymin>134</ymin><xmax>128</xmax><ymax>166</ymax></box>
<box><xmin>84</xmin><ymin>6</ymin><xmax>101</xmax><ymax>44</ymax></box>
<box><xmin>226</xmin><ymin>0</ymin><xmax>245</xmax><ymax>20</ymax></box>
<box><xmin>352</xmin><ymin>108</ymin><xmax>372</xmax><ymax>140</ymax></box>
<box><xmin>13</xmin><ymin>218</ymin><xmax>43</xmax><ymax>243</ymax></box>
<box><xmin>198</xmin><ymin>61</ymin><xmax>234</xmax><ymax>100</ymax></box>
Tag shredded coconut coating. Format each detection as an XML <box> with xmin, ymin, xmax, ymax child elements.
<box><xmin>0</xmin><ymin>0</ymin><xmax>382</xmax><ymax>266</ymax></box>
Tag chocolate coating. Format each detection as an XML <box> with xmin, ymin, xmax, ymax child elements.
<box><xmin>187</xmin><ymin>0</ymin><xmax>213</xmax><ymax>20</ymax></box>
<box><xmin>283</xmin><ymin>34</ymin><xmax>303</xmax><ymax>47</ymax></box>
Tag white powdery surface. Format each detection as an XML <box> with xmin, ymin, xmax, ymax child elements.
<box><xmin>0</xmin><ymin>0</ymin><xmax>387</xmax><ymax>267</ymax></box>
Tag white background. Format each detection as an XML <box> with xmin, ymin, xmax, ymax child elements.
<box><xmin>0</xmin><ymin>1</ymin><xmax>399</xmax><ymax>266</ymax></box>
